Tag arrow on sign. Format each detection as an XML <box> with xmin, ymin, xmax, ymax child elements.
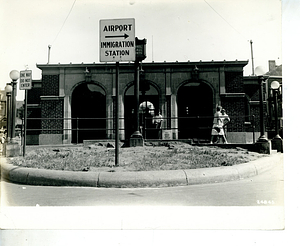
<box><xmin>105</xmin><ymin>33</ymin><xmax>129</xmax><ymax>39</ymax></box>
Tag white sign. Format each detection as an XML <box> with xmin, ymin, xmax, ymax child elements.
<box><xmin>100</xmin><ymin>18</ymin><xmax>135</xmax><ymax>62</ymax></box>
<box><xmin>19</xmin><ymin>70</ymin><xmax>32</xmax><ymax>90</ymax></box>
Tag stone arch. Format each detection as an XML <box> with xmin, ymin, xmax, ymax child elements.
<box><xmin>69</xmin><ymin>81</ymin><xmax>108</xmax><ymax>101</ymax></box>
<box><xmin>123</xmin><ymin>80</ymin><xmax>160</xmax><ymax>139</ymax></box>
<box><xmin>175</xmin><ymin>79</ymin><xmax>215</xmax><ymax>97</ymax></box>
<box><xmin>176</xmin><ymin>79</ymin><xmax>214</xmax><ymax>140</ymax></box>
<box><xmin>71</xmin><ymin>82</ymin><xmax>106</xmax><ymax>143</ymax></box>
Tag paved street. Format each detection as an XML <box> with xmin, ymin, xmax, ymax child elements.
<box><xmin>1</xmin><ymin>161</ymin><xmax>283</xmax><ymax>207</ymax></box>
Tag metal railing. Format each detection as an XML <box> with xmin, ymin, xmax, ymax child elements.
<box><xmin>24</xmin><ymin>117</ymin><xmax>118</xmax><ymax>144</ymax></box>
<box><xmin>22</xmin><ymin>114</ymin><xmax>258</xmax><ymax>144</ymax></box>
<box><xmin>143</xmin><ymin>115</ymin><xmax>257</xmax><ymax>142</ymax></box>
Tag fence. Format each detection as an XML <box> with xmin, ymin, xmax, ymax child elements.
<box><xmin>22</xmin><ymin>114</ymin><xmax>258</xmax><ymax>145</ymax></box>
<box><xmin>143</xmin><ymin>115</ymin><xmax>257</xmax><ymax>143</ymax></box>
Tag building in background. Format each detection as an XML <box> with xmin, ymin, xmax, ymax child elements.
<box><xmin>24</xmin><ymin>60</ymin><xmax>282</xmax><ymax>145</ymax></box>
<box><xmin>243</xmin><ymin>60</ymin><xmax>282</xmax><ymax>141</ymax></box>
<box><xmin>266</xmin><ymin>61</ymin><xmax>282</xmax><ymax>138</ymax></box>
<box><xmin>0</xmin><ymin>89</ymin><xmax>6</xmax><ymax>130</ymax></box>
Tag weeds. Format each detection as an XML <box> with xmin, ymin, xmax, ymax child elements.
<box><xmin>7</xmin><ymin>142</ymin><xmax>266</xmax><ymax>172</ymax></box>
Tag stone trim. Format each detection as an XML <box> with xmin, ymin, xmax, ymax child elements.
<box><xmin>40</xmin><ymin>96</ymin><xmax>64</xmax><ymax>100</ymax></box>
<box><xmin>220</xmin><ymin>93</ymin><xmax>246</xmax><ymax>98</ymax></box>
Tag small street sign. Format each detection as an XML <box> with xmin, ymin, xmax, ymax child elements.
<box><xmin>19</xmin><ymin>70</ymin><xmax>32</xmax><ymax>90</ymax></box>
<box><xmin>100</xmin><ymin>18</ymin><xmax>135</xmax><ymax>62</ymax></box>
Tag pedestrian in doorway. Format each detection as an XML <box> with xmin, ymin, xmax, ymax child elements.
<box><xmin>152</xmin><ymin>109</ymin><xmax>163</xmax><ymax>139</ymax></box>
<box><xmin>143</xmin><ymin>108</ymin><xmax>153</xmax><ymax>138</ymax></box>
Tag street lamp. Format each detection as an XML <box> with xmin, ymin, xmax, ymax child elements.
<box><xmin>3</xmin><ymin>71</ymin><xmax>21</xmax><ymax>157</ymax></box>
<box><xmin>254</xmin><ymin>66</ymin><xmax>271</xmax><ymax>154</ymax></box>
<box><xmin>9</xmin><ymin>70</ymin><xmax>19</xmax><ymax>142</ymax></box>
<box><xmin>129</xmin><ymin>38</ymin><xmax>147</xmax><ymax>147</ymax></box>
<box><xmin>129</xmin><ymin>62</ymin><xmax>144</xmax><ymax>146</ymax></box>
<box><xmin>5</xmin><ymin>83</ymin><xmax>12</xmax><ymax>141</ymax></box>
<box><xmin>270</xmin><ymin>80</ymin><xmax>283</xmax><ymax>152</ymax></box>
<box><xmin>254</xmin><ymin>66</ymin><xmax>269</xmax><ymax>142</ymax></box>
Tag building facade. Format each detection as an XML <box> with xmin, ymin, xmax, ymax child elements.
<box><xmin>0</xmin><ymin>89</ymin><xmax>7</xmax><ymax>130</ymax></box>
<box><xmin>26</xmin><ymin>60</ymin><xmax>267</xmax><ymax>145</ymax></box>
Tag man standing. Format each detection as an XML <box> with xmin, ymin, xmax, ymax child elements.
<box><xmin>152</xmin><ymin>110</ymin><xmax>163</xmax><ymax>139</ymax></box>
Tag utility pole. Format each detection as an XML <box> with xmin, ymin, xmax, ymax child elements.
<box><xmin>48</xmin><ymin>45</ymin><xmax>51</xmax><ymax>64</ymax></box>
<box><xmin>250</xmin><ymin>40</ymin><xmax>254</xmax><ymax>75</ymax></box>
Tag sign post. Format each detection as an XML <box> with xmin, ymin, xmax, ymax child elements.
<box><xmin>100</xmin><ymin>18</ymin><xmax>135</xmax><ymax>166</ymax></box>
<box><xmin>115</xmin><ymin>62</ymin><xmax>119</xmax><ymax>166</ymax></box>
<box><xmin>19</xmin><ymin>70</ymin><xmax>32</xmax><ymax>157</ymax></box>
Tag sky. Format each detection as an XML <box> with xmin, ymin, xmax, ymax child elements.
<box><xmin>0</xmin><ymin>0</ymin><xmax>282</xmax><ymax>100</ymax></box>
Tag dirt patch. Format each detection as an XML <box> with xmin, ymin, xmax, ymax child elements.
<box><xmin>7</xmin><ymin>142</ymin><xmax>267</xmax><ymax>172</ymax></box>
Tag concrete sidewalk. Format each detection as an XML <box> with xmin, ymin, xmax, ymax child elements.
<box><xmin>0</xmin><ymin>153</ymin><xmax>283</xmax><ymax>188</ymax></box>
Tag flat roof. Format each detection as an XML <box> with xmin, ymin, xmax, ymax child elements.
<box><xmin>37</xmin><ymin>60</ymin><xmax>249</xmax><ymax>69</ymax></box>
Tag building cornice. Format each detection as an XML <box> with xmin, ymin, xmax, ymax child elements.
<box><xmin>37</xmin><ymin>60</ymin><xmax>249</xmax><ymax>70</ymax></box>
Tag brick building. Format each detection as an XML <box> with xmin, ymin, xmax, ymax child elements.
<box><xmin>0</xmin><ymin>89</ymin><xmax>7</xmax><ymax>130</ymax></box>
<box><xmin>26</xmin><ymin>60</ymin><xmax>273</xmax><ymax>145</ymax></box>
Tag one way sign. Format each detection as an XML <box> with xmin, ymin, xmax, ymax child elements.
<box><xmin>100</xmin><ymin>18</ymin><xmax>135</xmax><ymax>62</ymax></box>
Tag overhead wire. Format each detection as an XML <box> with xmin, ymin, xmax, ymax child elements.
<box><xmin>203</xmin><ymin>0</ymin><xmax>255</xmax><ymax>73</ymax></box>
<box><xmin>203</xmin><ymin>0</ymin><xmax>248</xmax><ymax>42</ymax></box>
<box><xmin>51</xmin><ymin>0</ymin><xmax>77</xmax><ymax>45</ymax></box>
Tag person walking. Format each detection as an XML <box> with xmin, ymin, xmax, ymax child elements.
<box><xmin>210</xmin><ymin>106</ymin><xmax>222</xmax><ymax>144</ymax></box>
<box><xmin>221</xmin><ymin>108</ymin><xmax>230</xmax><ymax>142</ymax></box>
<box><xmin>210</xmin><ymin>106</ymin><xmax>228</xmax><ymax>144</ymax></box>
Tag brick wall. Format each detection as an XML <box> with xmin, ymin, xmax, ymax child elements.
<box><xmin>221</xmin><ymin>97</ymin><xmax>246</xmax><ymax>132</ymax></box>
<box><xmin>41</xmin><ymin>74</ymin><xmax>63</xmax><ymax>134</ymax></box>
<box><xmin>225</xmin><ymin>72</ymin><xmax>244</xmax><ymax>93</ymax></box>
<box><xmin>28</xmin><ymin>87</ymin><xmax>42</xmax><ymax>104</ymax></box>
<box><xmin>41</xmin><ymin>99</ymin><xmax>63</xmax><ymax>134</ymax></box>
<box><xmin>42</xmin><ymin>75</ymin><xmax>59</xmax><ymax>96</ymax></box>
<box><xmin>250</xmin><ymin>103</ymin><xmax>268</xmax><ymax>133</ymax></box>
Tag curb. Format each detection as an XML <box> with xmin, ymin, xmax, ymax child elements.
<box><xmin>0</xmin><ymin>153</ymin><xmax>283</xmax><ymax>188</ymax></box>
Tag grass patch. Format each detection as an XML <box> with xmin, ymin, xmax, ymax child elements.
<box><xmin>7</xmin><ymin>142</ymin><xmax>267</xmax><ymax>172</ymax></box>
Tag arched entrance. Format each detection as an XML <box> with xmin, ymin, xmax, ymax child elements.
<box><xmin>71</xmin><ymin>83</ymin><xmax>106</xmax><ymax>143</ymax></box>
<box><xmin>124</xmin><ymin>81</ymin><xmax>159</xmax><ymax>139</ymax></box>
<box><xmin>177</xmin><ymin>81</ymin><xmax>213</xmax><ymax>140</ymax></box>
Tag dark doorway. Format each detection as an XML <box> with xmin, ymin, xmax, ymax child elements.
<box><xmin>124</xmin><ymin>82</ymin><xmax>159</xmax><ymax>140</ymax></box>
<box><xmin>177</xmin><ymin>81</ymin><xmax>213</xmax><ymax>140</ymax></box>
<box><xmin>71</xmin><ymin>83</ymin><xmax>106</xmax><ymax>143</ymax></box>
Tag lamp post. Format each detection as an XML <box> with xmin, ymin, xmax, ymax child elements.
<box><xmin>270</xmin><ymin>80</ymin><xmax>283</xmax><ymax>152</ymax></box>
<box><xmin>129</xmin><ymin>61</ymin><xmax>144</xmax><ymax>146</ymax></box>
<box><xmin>254</xmin><ymin>66</ymin><xmax>271</xmax><ymax>154</ymax></box>
<box><xmin>129</xmin><ymin>38</ymin><xmax>147</xmax><ymax>147</ymax></box>
<box><xmin>4</xmin><ymin>70</ymin><xmax>21</xmax><ymax>157</ymax></box>
<box><xmin>5</xmin><ymin>83</ymin><xmax>12</xmax><ymax>141</ymax></box>
<box><xmin>134</xmin><ymin>61</ymin><xmax>142</xmax><ymax>134</ymax></box>
<box><xmin>9</xmin><ymin>70</ymin><xmax>20</xmax><ymax>142</ymax></box>
<box><xmin>255</xmin><ymin>66</ymin><xmax>269</xmax><ymax>142</ymax></box>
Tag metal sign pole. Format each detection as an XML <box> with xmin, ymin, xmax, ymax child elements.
<box><xmin>115</xmin><ymin>62</ymin><xmax>119</xmax><ymax>166</ymax></box>
<box><xmin>23</xmin><ymin>90</ymin><xmax>28</xmax><ymax>157</ymax></box>
<box><xmin>20</xmin><ymin>70</ymin><xmax>32</xmax><ymax>156</ymax></box>
<box><xmin>134</xmin><ymin>60</ymin><xmax>140</xmax><ymax>132</ymax></box>
<box><xmin>99</xmin><ymin>19</ymin><xmax>136</xmax><ymax>164</ymax></box>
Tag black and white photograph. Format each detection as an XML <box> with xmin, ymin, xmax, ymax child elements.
<box><xmin>0</xmin><ymin>0</ymin><xmax>298</xmax><ymax>245</ymax></box>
